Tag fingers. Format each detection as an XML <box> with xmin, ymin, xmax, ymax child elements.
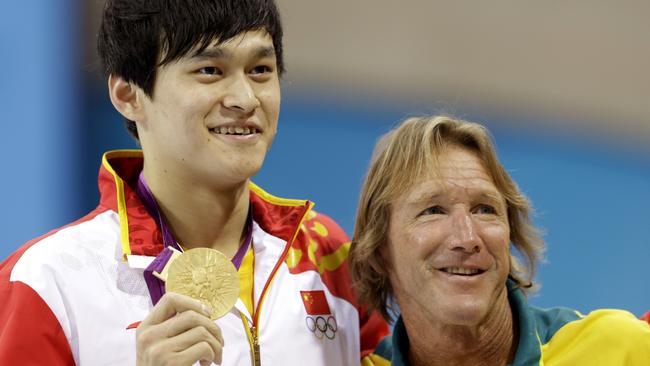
<box><xmin>136</xmin><ymin>292</ymin><xmax>223</xmax><ymax>366</ymax></box>
<box><xmin>140</xmin><ymin>292</ymin><xmax>212</xmax><ymax>327</ymax></box>
<box><xmin>179</xmin><ymin>341</ymin><xmax>221</xmax><ymax>365</ymax></box>
<box><xmin>164</xmin><ymin>326</ymin><xmax>223</xmax><ymax>364</ymax></box>
<box><xmin>145</xmin><ymin>340</ymin><xmax>218</xmax><ymax>366</ymax></box>
<box><xmin>163</xmin><ymin>309</ymin><xmax>224</xmax><ymax>346</ymax></box>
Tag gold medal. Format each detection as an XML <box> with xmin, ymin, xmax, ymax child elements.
<box><xmin>166</xmin><ymin>247</ymin><xmax>239</xmax><ymax>320</ymax></box>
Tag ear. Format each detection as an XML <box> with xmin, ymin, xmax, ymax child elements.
<box><xmin>107</xmin><ymin>74</ymin><xmax>146</xmax><ymax>122</ymax></box>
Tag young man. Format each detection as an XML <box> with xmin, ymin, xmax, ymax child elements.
<box><xmin>0</xmin><ymin>1</ymin><xmax>387</xmax><ymax>365</ymax></box>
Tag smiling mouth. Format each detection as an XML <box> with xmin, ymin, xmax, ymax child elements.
<box><xmin>209</xmin><ymin>126</ymin><xmax>260</xmax><ymax>136</ymax></box>
<box><xmin>439</xmin><ymin>267</ymin><xmax>485</xmax><ymax>276</ymax></box>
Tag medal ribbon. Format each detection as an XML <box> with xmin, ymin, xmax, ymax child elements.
<box><xmin>135</xmin><ymin>171</ymin><xmax>253</xmax><ymax>305</ymax></box>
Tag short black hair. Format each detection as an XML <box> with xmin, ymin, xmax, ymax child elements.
<box><xmin>97</xmin><ymin>0</ymin><xmax>284</xmax><ymax>140</ymax></box>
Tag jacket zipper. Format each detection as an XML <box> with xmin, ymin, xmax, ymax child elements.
<box><xmin>250</xmin><ymin>325</ymin><xmax>261</xmax><ymax>366</ymax></box>
<box><xmin>245</xmin><ymin>201</ymin><xmax>313</xmax><ymax>366</ymax></box>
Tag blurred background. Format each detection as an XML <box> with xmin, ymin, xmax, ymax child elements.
<box><xmin>1</xmin><ymin>1</ymin><xmax>648</xmax><ymax>316</ymax></box>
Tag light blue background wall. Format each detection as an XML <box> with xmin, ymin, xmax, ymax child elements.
<box><xmin>1</xmin><ymin>2</ymin><xmax>648</xmax><ymax>318</ymax></box>
<box><xmin>0</xmin><ymin>1</ymin><xmax>81</xmax><ymax>252</ymax></box>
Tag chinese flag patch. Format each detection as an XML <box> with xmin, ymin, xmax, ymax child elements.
<box><xmin>300</xmin><ymin>290</ymin><xmax>331</xmax><ymax>315</ymax></box>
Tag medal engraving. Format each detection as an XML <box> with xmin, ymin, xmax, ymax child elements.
<box><xmin>166</xmin><ymin>248</ymin><xmax>239</xmax><ymax>320</ymax></box>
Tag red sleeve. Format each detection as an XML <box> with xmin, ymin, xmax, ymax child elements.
<box><xmin>0</xmin><ymin>252</ymin><xmax>75</xmax><ymax>365</ymax></box>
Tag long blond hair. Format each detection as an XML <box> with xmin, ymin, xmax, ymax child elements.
<box><xmin>349</xmin><ymin>116</ymin><xmax>544</xmax><ymax>321</ymax></box>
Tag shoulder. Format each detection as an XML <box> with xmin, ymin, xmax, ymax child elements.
<box><xmin>297</xmin><ymin>210</ymin><xmax>352</xmax><ymax>269</ymax></box>
<box><xmin>4</xmin><ymin>209</ymin><xmax>116</xmax><ymax>269</ymax></box>
<box><xmin>561</xmin><ymin>309</ymin><xmax>650</xmax><ymax>338</ymax></box>
<box><xmin>542</xmin><ymin>309</ymin><xmax>650</xmax><ymax>364</ymax></box>
<box><xmin>0</xmin><ymin>208</ymin><xmax>114</xmax><ymax>364</ymax></box>
<box><xmin>574</xmin><ymin>309</ymin><xmax>650</xmax><ymax>343</ymax></box>
<box><xmin>287</xmin><ymin>209</ymin><xmax>350</xmax><ymax>273</ymax></box>
<box><xmin>1</xmin><ymin>208</ymin><xmax>117</xmax><ymax>295</ymax></box>
<box><xmin>528</xmin><ymin>305</ymin><xmax>582</xmax><ymax>342</ymax></box>
<box><xmin>301</xmin><ymin>210</ymin><xmax>349</xmax><ymax>247</ymax></box>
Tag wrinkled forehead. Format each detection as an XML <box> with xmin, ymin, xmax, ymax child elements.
<box><xmin>390</xmin><ymin>145</ymin><xmax>504</xmax><ymax>203</ymax></box>
<box><xmin>429</xmin><ymin>148</ymin><xmax>492</xmax><ymax>180</ymax></box>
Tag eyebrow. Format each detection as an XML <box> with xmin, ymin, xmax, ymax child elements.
<box><xmin>404</xmin><ymin>189</ymin><xmax>505</xmax><ymax>207</ymax></box>
<box><xmin>192</xmin><ymin>47</ymin><xmax>228</xmax><ymax>60</ymax></box>
<box><xmin>478</xmin><ymin>192</ymin><xmax>505</xmax><ymax>204</ymax></box>
<box><xmin>254</xmin><ymin>46</ymin><xmax>276</xmax><ymax>58</ymax></box>
<box><xmin>404</xmin><ymin>191</ymin><xmax>442</xmax><ymax>206</ymax></box>
<box><xmin>191</xmin><ymin>45</ymin><xmax>276</xmax><ymax>61</ymax></box>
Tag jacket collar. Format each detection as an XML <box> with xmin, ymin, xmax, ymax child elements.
<box><xmin>388</xmin><ymin>280</ymin><xmax>541</xmax><ymax>366</ymax></box>
<box><xmin>98</xmin><ymin>150</ymin><xmax>313</xmax><ymax>258</ymax></box>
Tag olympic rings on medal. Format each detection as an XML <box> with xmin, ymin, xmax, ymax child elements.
<box><xmin>305</xmin><ymin>315</ymin><xmax>338</xmax><ymax>340</ymax></box>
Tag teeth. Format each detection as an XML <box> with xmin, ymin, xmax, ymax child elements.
<box><xmin>443</xmin><ymin>267</ymin><xmax>480</xmax><ymax>275</ymax></box>
<box><xmin>212</xmin><ymin>126</ymin><xmax>258</xmax><ymax>135</ymax></box>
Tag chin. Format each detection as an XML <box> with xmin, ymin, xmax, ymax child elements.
<box><xmin>231</xmin><ymin>159</ymin><xmax>265</xmax><ymax>180</ymax></box>
<box><xmin>440</xmin><ymin>299</ymin><xmax>491</xmax><ymax>326</ymax></box>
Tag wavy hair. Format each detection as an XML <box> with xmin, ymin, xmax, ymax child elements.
<box><xmin>349</xmin><ymin>116</ymin><xmax>544</xmax><ymax>321</ymax></box>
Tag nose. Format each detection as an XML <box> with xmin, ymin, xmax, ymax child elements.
<box><xmin>222</xmin><ymin>74</ymin><xmax>260</xmax><ymax>114</ymax></box>
<box><xmin>448</xmin><ymin>210</ymin><xmax>481</xmax><ymax>254</ymax></box>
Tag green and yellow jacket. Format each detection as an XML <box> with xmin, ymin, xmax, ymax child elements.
<box><xmin>363</xmin><ymin>281</ymin><xmax>650</xmax><ymax>365</ymax></box>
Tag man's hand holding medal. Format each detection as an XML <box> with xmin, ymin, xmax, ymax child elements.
<box><xmin>136</xmin><ymin>248</ymin><xmax>239</xmax><ymax>366</ymax></box>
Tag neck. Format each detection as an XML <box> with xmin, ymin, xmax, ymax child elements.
<box><xmin>404</xmin><ymin>290</ymin><xmax>517</xmax><ymax>366</ymax></box>
<box><xmin>142</xmin><ymin>165</ymin><xmax>250</xmax><ymax>258</ymax></box>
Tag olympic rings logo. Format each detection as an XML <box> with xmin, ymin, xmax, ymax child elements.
<box><xmin>305</xmin><ymin>315</ymin><xmax>338</xmax><ymax>340</ymax></box>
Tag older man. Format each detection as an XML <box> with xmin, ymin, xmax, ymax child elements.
<box><xmin>350</xmin><ymin>116</ymin><xmax>650</xmax><ymax>366</ymax></box>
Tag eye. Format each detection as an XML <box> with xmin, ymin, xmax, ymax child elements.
<box><xmin>197</xmin><ymin>66</ymin><xmax>222</xmax><ymax>76</ymax></box>
<box><xmin>420</xmin><ymin>205</ymin><xmax>445</xmax><ymax>216</ymax></box>
<box><xmin>251</xmin><ymin>65</ymin><xmax>269</xmax><ymax>74</ymax></box>
<box><xmin>249</xmin><ymin>64</ymin><xmax>275</xmax><ymax>83</ymax></box>
<box><xmin>473</xmin><ymin>204</ymin><xmax>497</xmax><ymax>215</ymax></box>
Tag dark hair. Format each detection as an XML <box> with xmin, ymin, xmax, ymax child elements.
<box><xmin>97</xmin><ymin>0</ymin><xmax>284</xmax><ymax>140</ymax></box>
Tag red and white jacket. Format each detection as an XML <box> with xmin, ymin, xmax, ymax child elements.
<box><xmin>0</xmin><ymin>150</ymin><xmax>388</xmax><ymax>365</ymax></box>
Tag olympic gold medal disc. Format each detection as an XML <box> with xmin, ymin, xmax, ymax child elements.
<box><xmin>166</xmin><ymin>248</ymin><xmax>239</xmax><ymax>320</ymax></box>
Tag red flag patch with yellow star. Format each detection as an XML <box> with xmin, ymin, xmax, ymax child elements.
<box><xmin>300</xmin><ymin>290</ymin><xmax>331</xmax><ymax>315</ymax></box>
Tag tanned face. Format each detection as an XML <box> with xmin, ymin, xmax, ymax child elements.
<box><xmin>386</xmin><ymin>145</ymin><xmax>511</xmax><ymax>327</ymax></box>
